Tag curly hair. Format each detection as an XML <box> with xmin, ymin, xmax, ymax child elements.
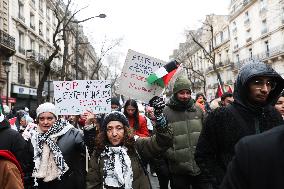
<box><xmin>94</xmin><ymin>125</ymin><xmax>136</xmax><ymax>156</ymax></box>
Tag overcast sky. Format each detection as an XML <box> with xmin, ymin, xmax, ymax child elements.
<box><xmin>76</xmin><ymin>0</ymin><xmax>230</xmax><ymax>65</ymax></box>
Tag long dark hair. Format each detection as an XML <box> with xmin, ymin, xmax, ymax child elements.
<box><xmin>123</xmin><ymin>99</ymin><xmax>140</xmax><ymax>131</ymax></box>
<box><xmin>94</xmin><ymin>125</ymin><xmax>135</xmax><ymax>156</ymax></box>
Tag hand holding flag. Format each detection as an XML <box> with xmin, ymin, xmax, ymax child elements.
<box><xmin>147</xmin><ymin>60</ymin><xmax>180</xmax><ymax>88</ymax></box>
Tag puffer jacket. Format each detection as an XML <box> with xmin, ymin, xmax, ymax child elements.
<box><xmin>163</xmin><ymin>101</ymin><xmax>204</xmax><ymax>176</ymax></box>
<box><xmin>32</xmin><ymin>127</ymin><xmax>86</xmax><ymax>189</ymax></box>
<box><xmin>195</xmin><ymin>60</ymin><xmax>284</xmax><ymax>188</ymax></box>
<box><xmin>86</xmin><ymin>125</ymin><xmax>173</xmax><ymax>189</ymax></box>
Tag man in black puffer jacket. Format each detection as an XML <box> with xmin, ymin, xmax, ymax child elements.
<box><xmin>195</xmin><ymin>60</ymin><xmax>284</xmax><ymax>189</ymax></box>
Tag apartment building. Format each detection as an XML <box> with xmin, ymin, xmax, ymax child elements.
<box><xmin>0</xmin><ymin>0</ymin><xmax>16</xmax><ymax>104</ymax></box>
<box><xmin>171</xmin><ymin>0</ymin><xmax>284</xmax><ymax>100</ymax></box>
<box><xmin>1</xmin><ymin>0</ymin><xmax>98</xmax><ymax>110</ymax></box>
<box><xmin>230</xmin><ymin>0</ymin><xmax>284</xmax><ymax>76</ymax></box>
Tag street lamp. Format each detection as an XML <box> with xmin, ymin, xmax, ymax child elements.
<box><xmin>75</xmin><ymin>13</ymin><xmax>106</xmax><ymax>79</ymax></box>
<box><xmin>2</xmin><ymin>59</ymin><xmax>12</xmax><ymax>105</ymax></box>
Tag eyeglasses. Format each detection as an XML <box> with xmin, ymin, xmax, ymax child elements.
<box><xmin>250</xmin><ymin>79</ymin><xmax>276</xmax><ymax>90</ymax></box>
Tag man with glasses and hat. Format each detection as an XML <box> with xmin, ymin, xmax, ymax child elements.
<box><xmin>195</xmin><ymin>60</ymin><xmax>284</xmax><ymax>189</ymax></box>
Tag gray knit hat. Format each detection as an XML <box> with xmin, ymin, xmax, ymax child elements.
<box><xmin>173</xmin><ymin>76</ymin><xmax>191</xmax><ymax>94</ymax></box>
<box><xmin>36</xmin><ymin>102</ymin><xmax>57</xmax><ymax>118</ymax></box>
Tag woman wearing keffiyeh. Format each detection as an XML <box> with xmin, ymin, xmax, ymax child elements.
<box><xmin>86</xmin><ymin>96</ymin><xmax>173</xmax><ymax>189</ymax></box>
<box><xmin>30</xmin><ymin>102</ymin><xmax>86</xmax><ymax>189</ymax></box>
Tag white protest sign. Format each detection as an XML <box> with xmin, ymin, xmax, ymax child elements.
<box><xmin>117</xmin><ymin>49</ymin><xmax>166</xmax><ymax>102</ymax></box>
<box><xmin>53</xmin><ymin>80</ymin><xmax>111</xmax><ymax>115</ymax></box>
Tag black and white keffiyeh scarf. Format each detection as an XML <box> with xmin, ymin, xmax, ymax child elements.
<box><xmin>101</xmin><ymin>146</ymin><xmax>133</xmax><ymax>189</ymax></box>
<box><xmin>32</xmin><ymin>119</ymin><xmax>73</xmax><ymax>184</ymax></box>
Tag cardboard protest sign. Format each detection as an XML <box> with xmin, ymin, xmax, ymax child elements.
<box><xmin>117</xmin><ymin>49</ymin><xmax>166</xmax><ymax>102</ymax></box>
<box><xmin>53</xmin><ymin>80</ymin><xmax>111</xmax><ymax>115</ymax></box>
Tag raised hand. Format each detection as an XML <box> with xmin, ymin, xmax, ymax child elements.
<box><xmin>149</xmin><ymin>96</ymin><xmax>165</xmax><ymax>116</ymax></box>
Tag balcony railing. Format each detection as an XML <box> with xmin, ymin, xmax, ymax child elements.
<box><xmin>0</xmin><ymin>29</ymin><xmax>15</xmax><ymax>50</ymax></box>
<box><xmin>38</xmin><ymin>53</ymin><xmax>46</xmax><ymax>63</ymax></box>
<box><xmin>18</xmin><ymin>77</ymin><xmax>25</xmax><ymax>84</ymax></box>
<box><xmin>18</xmin><ymin>46</ymin><xmax>25</xmax><ymax>55</ymax></box>
<box><xmin>26</xmin><ymin>49</ymin><xmax>36</xmax><ymax>59</ymax></box>
<box><xmin>18</xmin><ymin>14</ymin><xmax>25</xmax><ymax>22</ymax></box>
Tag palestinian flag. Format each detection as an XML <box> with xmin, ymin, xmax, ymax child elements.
<box><xmin>147</xmin><ymin>60</ymin><xmax>180</xmax><ymax>87</ymax></box>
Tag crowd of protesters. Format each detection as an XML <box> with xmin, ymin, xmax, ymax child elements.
<box><xmin>0</xmin><ymin>60</ymin><xmax>284</xmax><ymax>189</ymax></box>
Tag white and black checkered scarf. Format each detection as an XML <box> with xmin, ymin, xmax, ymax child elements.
<box><xmin>33</xmin><ymin>119</ymin><xmax>71</xmax><ymax>180</ymax></box>
<box><xmin>101</xmin><ymin>146</ymin><xmax>133</xmax><ymax>189</ymax></box>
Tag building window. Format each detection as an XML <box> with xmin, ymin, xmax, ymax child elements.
<box><xmin>46</xmin><ymin>6</ymin><xmax>51</xmax><ymax>20</ymax></box>
<box><xmin>39</xmin><ymin>71</ymin><xmax>43</xmax><ymax>82</ymax></box>
<box><xmin>30</xmin><ymin>38</ymin><xmax>35</xmax><ymax>50</ymax></box>
<box><xmin>46</xmin><ymin>28</ymin><xmax>50</xmax><ymax>42</ymax></box>
<box><xmin>265</xmin><ymin>41</ymin><xmax>269</xmax><ymax>56</ymax></box>
<box><xmin>234</xmin><ymin>37</ymin><xmax>238</xmax><ymax>49</ymax></box>
<box><xmin>39</xmin><ymin>21</ymin><xmax>43</xmax><ymax>36</ymax></box>
<box><xmin>30</xmin><ymin>13</ymin><xmax>35</xmax><ymax>29</ymax></box>
<box><xmin>30</xmin><ymin>69</ymin><xmax>36</xmax><ymax>87</ymax></box>
<box><xmin>282</xmin><ymin>7</ymin><xmax>284</xmax><ymax>23</ymax></box>
<box><xmin>39</xmin><ymin>0</ymin><xmax>43</xmax><ymax>13</ymax></box>
<box><xmin>261</xmin><ymin>19</ymin><xmax>268</xmax><ymax>34</ymax></box>
<box><xmin>236</xmin><ymin>54</ymin><xmax>240</xmax><ymax>63</ymax></box>
<box><xmin>260</xmin><ymin>0</ymin><xmax>267</xmax><ymax>10</ymax></box>
<box><xmin>19</xmin><ymin>32</ymin><xmax>25</xmax><ymax>54</ymax></box>
<box><xmin>18</xmin><ymin>63</ymin><xmax>25</xmax><ymax>84</ymax></box>
<box><xmin>18</xmin><ymin>3</ymin><xmax>25</xmax><ymax>22</ymax></box>
<box><xmin>249</xmin><ymin>48</ymin><xmax>253</xmax><ymax>59</ymax></box>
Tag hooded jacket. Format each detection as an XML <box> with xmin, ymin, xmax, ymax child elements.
<box><xmin>195</xmin><ymin>60</ymin><xmax>284</xmax><ymax>188</ymax></box>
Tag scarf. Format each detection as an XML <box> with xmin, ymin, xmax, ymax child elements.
<box><xmin>32</xmin><ymin>119</ymin><xmax>73</xmax><ymax>184</ymax></box>
<box><xmin>101</xmin><ymin>146</ymin><xmax>133</xmax><ymax>189</ymax></box>
<box><xmin>167</xmin><ymin>95</ymin><xmax>196</xmax><ymax>112</ymax></box>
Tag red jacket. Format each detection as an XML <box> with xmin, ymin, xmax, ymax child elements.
<box><xmin>128</xmin><ymin>114</ymin><xmax>149</xmax><ymax>137</ymax></box>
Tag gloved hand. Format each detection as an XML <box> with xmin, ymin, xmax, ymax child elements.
<box><xmin>149</xmin><ymin>96</ymin><xmax>165</xmax><ymax>117</ymax></box>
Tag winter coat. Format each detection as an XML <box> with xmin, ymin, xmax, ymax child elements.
<box><xmin>32</xmin><ymin>127</ymin><xmax>86</xmax><ymax>189</ymax></box>
<box><xmin>86</xmin><ymin>126</ymin><xmax>173</xmax><ymax>189</ymax></box>
<box><xmin>163</xmin><ymin>101</ymin><xmax>204</xmax><ymax>176</ymax></box>
<box><xmin>0</xmin><ymin>120</ymin><xmax>34</xmax><ymax>188</ymax></box>
<box><xmin>195</xmin><ymin>61</ymin><xmax>284</xmax><ymax>187</ymax></box>
<box><xmin>221</xmin><ymin>125</ymin><xmax>284</xmax><ymax>189</ymax></box>
<box><xmin>128</xmin><ymin>114</ymin><xmax>149</xmax><ymax>137</ymax></box>
<box><xmin>0</xmin><ymin>159</ymin><xmax>24</xmax><ymax>189</ymax></box>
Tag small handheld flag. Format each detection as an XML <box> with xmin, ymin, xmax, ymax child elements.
<box><xmin>147</xmin><ymin>60</ymin><xmax>180</xmax><ymax>87</ymax></box>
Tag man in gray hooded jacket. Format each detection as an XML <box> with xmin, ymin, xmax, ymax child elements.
<box><xmin>195</xmin><ymin>60</ymin><xmax>284</xmax><ymax>188</ymax></box>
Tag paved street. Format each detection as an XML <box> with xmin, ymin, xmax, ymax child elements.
<box><xmin>149</xmin><ymin>171</ymin><xmax>160</xmax><ymax>189</ymax></box>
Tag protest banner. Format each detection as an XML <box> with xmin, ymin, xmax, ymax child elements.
<box><xmin>117</xmin><ymin>49</ymin><xmax>166</xmax><ymax>102</ymax></box>
<box><xmin>53</xmin><ymin>80</ymin><xmax>111</xmax><ymax>115</ymax></box>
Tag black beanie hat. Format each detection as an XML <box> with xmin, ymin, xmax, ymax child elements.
<box><xmin>102</xmin><ymin>111</ymin><xmax>130</xmax><ymax>130</ymax></box>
